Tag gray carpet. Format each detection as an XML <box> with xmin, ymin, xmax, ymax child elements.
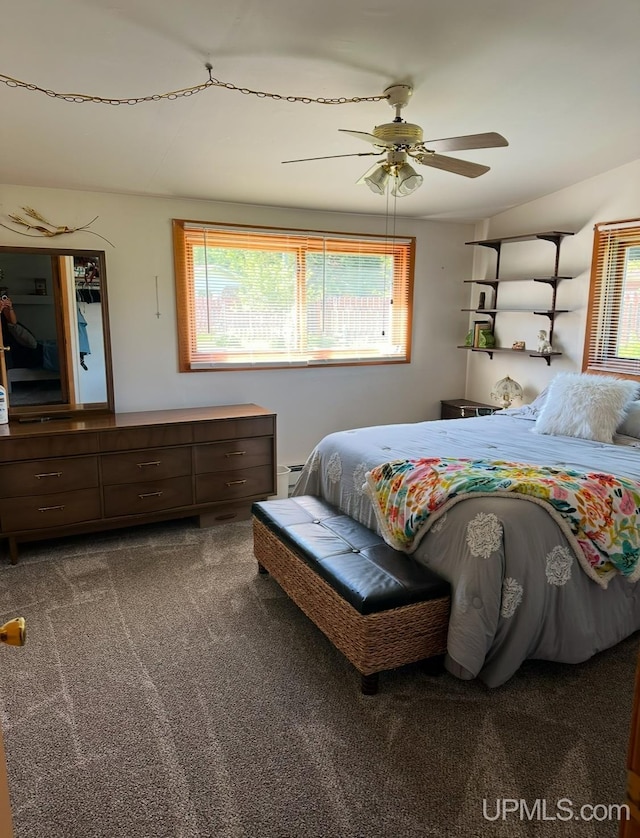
<box><xmin>0</xmin><ymin>518</ymin><xmax>637</xmax><ymax>838</ymax></box>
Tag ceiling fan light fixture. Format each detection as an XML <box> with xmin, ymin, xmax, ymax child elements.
<box><xmin>391</xmin><ymin>163</ymin><xmax>423</xmax><ymax>196</ymax></box>
<box><xmin>364</xmin><ymin>164</ymin><xmax>390</xmax><ymax>195</ymax></box>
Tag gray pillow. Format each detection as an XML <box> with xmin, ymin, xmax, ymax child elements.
<box><xmin>618</xmin><ymin>401</ymin><xmax>640</xmax><ymax>438</ymax></box>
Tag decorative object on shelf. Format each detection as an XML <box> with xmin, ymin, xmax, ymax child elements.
<box><xmin>490</xmin><ymin>375</ymin><xmax>524</xmax><ymax>409</ymax></box>
<box><xmin>478</xmin><ymin>291</ymin><xmax>486</xmax><ymax>309</ymax></box>
<box><xmin>0</xmin><ymin>207</ymin><xmax>114</xmax><ymax>247</ymax></box>
<box><xmin>33</xmin><ymin>278</ymin><xmax>47</xmax><ymax>296</ymax></box>
<box><xmin>512</xmin><ymin>340</ymin><xmax>526</xmax><ymax>350</ymax></box>
<box><xmin>473</xmin><ymin>320</ymin><xmax>494</xmax><ymax>348</ymax></box>
<box><xmin>476</xmin><ymin>329</ymin><xmax>496</xmax><ymax>349</ymax></box>
<box><xmin>537</xmin><ymin>329</ymin><xmax>553</xmax><ymax>354</ymax></box>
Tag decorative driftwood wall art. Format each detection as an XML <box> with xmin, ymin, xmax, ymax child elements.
<box><xmin>0</xmin><ymin>207</ymin><xmax>114</xmax><ymax>246</ymax></box>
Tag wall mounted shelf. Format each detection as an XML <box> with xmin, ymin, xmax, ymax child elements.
<box><xmin>462</xmin><ymin>231</ymin><xmax>575</xmax><ymax>364</ymax></box>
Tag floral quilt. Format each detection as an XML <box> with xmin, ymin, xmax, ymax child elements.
<box><xmin>364</xmin><ymin>457</ymin><xmax>640</xmax><ymax>588</ymax></box>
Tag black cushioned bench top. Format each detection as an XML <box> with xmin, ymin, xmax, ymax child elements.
<box><xmin>252</xmin><ymin>495</ymin><xmax>450</xmax><ymax>616</ymax></box>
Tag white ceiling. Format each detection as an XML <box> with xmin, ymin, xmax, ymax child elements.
<box><xmin>1</xmin><ymin>0</ymin><xmax>639</xmax><ymax>222</ymax></box>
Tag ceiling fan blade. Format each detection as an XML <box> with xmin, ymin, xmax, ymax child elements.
<box><xmin>412</xmin><ymin>152</ymin><xmax>490</xmax><ymax>178</ymax></box>
<box><xmin>421</xmin><ymin>132</ymin><xmax>509</xmax><ymax>152</ymax></box>
<box><xmin>338</xmin><ymin>129</ymin><xmax>394</xmax><ymax>147</ymax></box>
<box><xmin>282</xmin><ymin>152</ymin><xmax>381</xmax><ymax>164</ymax></box>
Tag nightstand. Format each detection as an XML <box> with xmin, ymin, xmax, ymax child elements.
<box><xmin>440</xmin><ymin>398</ymin><xmax>498</xmax><ymax>420</ymax></box>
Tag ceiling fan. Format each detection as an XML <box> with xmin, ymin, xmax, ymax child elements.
<box><xmin>282</xmin><ymin>84</ymin><xmax>508</xmax><ymax>196</ymax></box>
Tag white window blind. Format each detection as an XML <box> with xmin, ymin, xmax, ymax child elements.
<box><xmin>173</xmin><ymin>220</ymin><xmax>415</xmax><ymax>371</ymax></box>
<box><xmin>584</xmin><ymin>219</ymin><xmax>640</xmax><ymax>379</ymax></box>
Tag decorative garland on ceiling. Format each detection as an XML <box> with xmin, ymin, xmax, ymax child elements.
<box><xmin>0</xmin><ymin>64</ymin><xmax>387</xmax><ymax>107</ymax></box>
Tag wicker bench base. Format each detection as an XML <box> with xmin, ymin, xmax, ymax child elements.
<box><xmin>253</xmin><ymin>516</ymin><xmax>450</xmax><ymax>694</ymax></box>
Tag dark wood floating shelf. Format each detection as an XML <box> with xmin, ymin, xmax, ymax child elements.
<box><xmin>465</xmin><ymin>231</ymin><xmax>575</xmax><ymax>247</ymax></box>
<box><xmin>461</xmin><ymin>309</ymin><xmax>570</xmax><ymax>315</ymax></box>
<box><xmin>463</xmin><ymin>276</ymin><xmax>573</xmax><ymax>285</ymax></box>
<box><xmin>456</xmin><ymin>346</ymin><xmax>562</xmax><ymax>366</ymax></box>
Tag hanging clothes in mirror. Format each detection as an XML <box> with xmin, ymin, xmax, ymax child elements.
<box><xmin>77</xmin><ymin>306</ymin><xmax>90</xmax><ymax>370</ymax></box>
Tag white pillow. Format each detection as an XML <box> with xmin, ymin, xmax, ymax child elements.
<box><xmin>534</xmin><ymin>373</ymin><xmax>638</xmax><ymax>443</ymax></box>
<box><xmin>618</xmin><ymin>401</ymin><xmax>640</xmax><ymax>438</ymax></box>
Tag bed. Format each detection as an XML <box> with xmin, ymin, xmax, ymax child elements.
<box><xmin>293</xmin><ymin>381</ymin><xmax>640</xmax><ymax>687</ymax></box>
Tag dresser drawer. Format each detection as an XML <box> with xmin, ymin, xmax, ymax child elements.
<box><xmin>192</xmin><ymin>416</ymin><xmax>275</xmax><ymax>444</ymax></box>
<box><xmin>196</xmin><ymin>465</ymin><xmax>274</xmax><ymax>504</ymax></box>
<box><xmin>101</xmin><ymin>447</ymin><xmax>191</xmax><ymax>486</ymax></box>
<box><xmin>0</xmin><ymin>489</ymin><xmax>102</xmax><ymax>532</ymax></box>
<box><xmin>194</xmin><ymin>437</ymin><xmax>273</xmax><ymax>474</ymax></box>
<box><xmin>0</xmin><ymin>456</ymin><xmax>99</xmax><ymax>499</ymax></box>
<box><xmin>103</xmin><ymin>476</ymin><xmax>193</xmax><ymax>518</ymax></box>
<box><xmin>99</xmin><ymin>425</ymin><xmax>192</xmax><ymax>453</ymax></box>
<box><xmin>0</xmin><ymin>433</ymin><xmax>100</xmax><ymax>463</ymax></box>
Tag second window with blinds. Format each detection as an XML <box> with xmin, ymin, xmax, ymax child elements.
<box><xmin>172</xmin><ymin>220</ymin><xmax>415</xmax><ymax>371</ymax></box>
<box><xmin>583</xmin><ymin>218</ymin><xmax>640</xmax><ymax>380</ymax></box>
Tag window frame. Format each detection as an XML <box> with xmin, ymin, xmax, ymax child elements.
<box><xmin>172</xmin><ymin>219</ymin><xmax>415</xmax><ymax>372</ymax></box>
<box><xmin>582</xmin><ymin>218</ymin><xmax>640</xmax><ymax>381</ymax></box>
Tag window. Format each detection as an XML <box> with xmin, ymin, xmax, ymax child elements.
<box><xmin>583</xmin><ymin>219</ymin><xmax>640</xmax><ymax>379</ymax></box>
<box><xmin>173</xmin><ymin>220</ymin><xmax>414</xmax><ymax>371</ymax></box>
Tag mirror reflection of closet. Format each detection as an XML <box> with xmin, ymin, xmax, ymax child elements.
<box><xmin>0</xmin><ymin>247</ymin><xmax>114</xmax><ymax>419</ymax></box>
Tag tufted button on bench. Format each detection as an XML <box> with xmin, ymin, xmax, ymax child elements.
<box><xmin>252</xmin><ymin>495</ymin><xmax>451</xmax><ymax>694</ymax></box>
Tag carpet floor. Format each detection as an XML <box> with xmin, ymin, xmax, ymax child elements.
<box><xmin>0</xmin><ymin>518</ymin><xmax>637</xmax><ymax>838</ymax></box>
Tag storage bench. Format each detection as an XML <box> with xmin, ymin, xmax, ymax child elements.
<box><xmin>252</xmin><ymin>495</ymin><xmax>451</xmax><ymax>694</ymax></box>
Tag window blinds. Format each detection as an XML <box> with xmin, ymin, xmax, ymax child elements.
<box><xmin>584</xmin><ymin>219</ymin><xmax>640</xmax><ymax>378</ymax></box>
<box><xmin>173</xmin><ymin>220</ymin><xmax>415</xmax><ymax>371</ymax></box>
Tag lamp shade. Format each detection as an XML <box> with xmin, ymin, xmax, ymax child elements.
<box><xmin>364</xmin><ymin>165</ymin><xmax>390</xmax><ymax>195</ymax></box>
<box><xmin>390</xmin><ymin>163</ymin><xmax>423</xmax><ymax>196</ymax></box>
<box><xmin>490</xmin><ymin>375</ymin><xmax>523</xmax><ymax>409</ymax></box>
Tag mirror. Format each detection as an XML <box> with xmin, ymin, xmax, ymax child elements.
<box><xmin>0</xmin><ymin>246</ymin><xmax>114</xmax><ymax>419</ymax></box>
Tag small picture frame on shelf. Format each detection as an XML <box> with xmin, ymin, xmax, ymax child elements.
<box><xmin>33</xmin><ymin>278</ymin><xmax>47</xmax><ymax>296</ymax></box>
<box><xmin>512</xmin><ymin>340</ymin><xmax>526</xmax><ymax>350</ymax></box>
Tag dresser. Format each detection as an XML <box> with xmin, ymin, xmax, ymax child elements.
<box><xmin>0</xmin><ymin>404</ymin><xmax>276</xmax><ymax>563</ymax></box>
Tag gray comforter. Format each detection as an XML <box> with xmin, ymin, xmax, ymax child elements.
<box><xmin>293</xmin><ymin>413</ymin><xmax>640</xmax><ymax>687</ymax></box>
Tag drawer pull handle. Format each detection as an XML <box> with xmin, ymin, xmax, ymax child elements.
<box><xmin>35</xmin><ymin>472</ymin><xmax>63</xmax><ymax>479</ymax></box>
<box><xmin>136</xmin><ymin>461</ymin><xmax>161</xmax><ymax>468</ymax></box>
<box><xmin>38</xmin><ymin>505</ymin><xmax>65</xmax><ymax>512</ymax></box>
<box><xmin>225</xmin><ymin>479</ymin><xmax>247</xmax><ymax>487</ymax></box>
<box><xmin>225</xmin><ymin>451</ymin><xmax>247</xmax><ymax>457</ymax></box>
<box><xmin>138</xmin><ymin>491</ymin><xmax>163</xmax><ymax>499</ymax></box>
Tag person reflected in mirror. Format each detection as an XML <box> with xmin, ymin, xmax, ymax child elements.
<box><xmin>0</xmin><ymin>292</ymin><xmax>17</xmax><ymax>328</ymax></box>
<box><xmin>0</xmin><ymin>293</ymin><xmax>42</xmax><ymax>369</ymax></box>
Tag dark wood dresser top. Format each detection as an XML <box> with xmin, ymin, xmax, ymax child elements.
<box><xmin>0</xmin><ymin>404</ymin><xmax>274</xmax><ymax>440</ymax></box>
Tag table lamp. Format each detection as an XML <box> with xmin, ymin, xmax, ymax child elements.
<box><xmin>490</xmin><ymin>375</ymin><xmax>523</xmax><ymax>409</ymax></box>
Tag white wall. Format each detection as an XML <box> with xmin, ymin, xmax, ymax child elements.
<box><xmin>0</xmin><ymin>184</ymin><xmax>473</xmax><ymax>464</ymax></box>
<box><xmin>465</xmin><ymin>159</ymin><xmax>640</xmax><ymax>405</ymax></box>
